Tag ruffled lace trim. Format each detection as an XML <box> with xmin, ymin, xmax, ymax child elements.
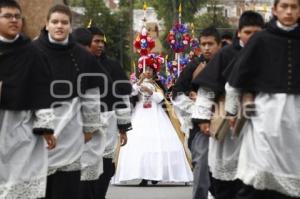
<box><xmin>225</xmin><ymin>83</ymin><xmax>241</xmax><ymax>115</ymax></box>
<box><xmin>210</xmin><ymin>159</ymin><xmax>238</xmax><ymax>181</ymax></box>
<box><xmin>103</xmin><ymin>147</ymin><xmax>116</xmax><ymax>159</ymax></box>
<box><xmin>115</xmin><ymin>108</ymin><xmax>131</xmax><ymax>125</ymax></box>
<box><xmin>81</xmin><ymin>88</ymin><xmax>101</xmax><ymax>133</ymax></box>
<box><xmin>81</xmin><ymin>164</ymin><xmax>103</xmax><ymax>181</ymax></box>
<box><xmin>237</xmin><ymin>164</ymin><xmax>300</xmax><ymax>197</ymax></box>
<box><xmin>33</xmin><ymin>109</ymin><xmax>54</xmax><ymax>130</ymax></box>
<box><xmin>0</xmin><ymin>176</ymin><xmax>46</xmax><ymax>199</ymax></box>
<box><xmin>82</xmin><ymin>113</ymin><xmax>101</xmax><ymax>133</ymax></box>
<box><xmin>48</xmin><ymin>168</ymin><xmax>57</xmax><ymax>176</ymax></box>
<box><xmin>59</xmin><ymin>159</ymin><xmax>81</xmax><ymax>172</ymax></box>
<box><xmin>48</xmin><ymin>159</ymin><xmax>82</xmax><ymax>176</ymax></box>
<box><xmin>192</xmin><ymin>88</ymin><xmax>215</xmax><ymax>120</ymax></box>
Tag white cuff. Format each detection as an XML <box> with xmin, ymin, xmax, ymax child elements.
<box><xmin>81</xmin><ymin>88</ymin><xmax>101</xmax><ymax>133</ymax></box>
<box><xmin>33</xmin><ymin>108</ymin><xmax>54</xmax><ymax>130</ymax></box>
<box><xmin>192</xmin><ymin>87</ymin><xmax>215</xmax><ymax>120</ymax></box>
<box><xmin>225</xmin><ymin>83</ymin><xmax>241</xmax><ymax>115</ymax></box>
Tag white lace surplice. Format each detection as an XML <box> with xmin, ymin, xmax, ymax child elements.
<box><xmin>0</xmin><ymin>111</ymin><xmax>47</xmax><ymax>199</ymax></box>
<box><xmin>48</xmin><ymin>97</ymin><xmax>84</xmax><ymax>174</ymax></box>
<box><xmin>80</xmin><ymin>88</ymin><xmax>106</xmax><ymax>181</ymax></box>
<box><xmin>236</xmin><ymin>93</ymin><xmax>300</xmax><ymax>197</ymax></box>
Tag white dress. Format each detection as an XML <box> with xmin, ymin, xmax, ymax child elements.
<box><xmin>114</xmin><ymin>80</ymin><xmax>193</xmax><ymax>183</ymax></box>
<box><xmin>235</xmin><ymin>93</ymin><xmax>300</xmax><ymax>197</ymax></box>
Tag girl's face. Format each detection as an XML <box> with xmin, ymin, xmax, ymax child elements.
<box><xmin>144</xmin><ymin>67</ymin><xmax>153</xmax><ymax>79</ymax></box>
<box><xmin>273</xmin><ymin>0</ymin><xmax>300</xmax><ymax>26</ymax></box>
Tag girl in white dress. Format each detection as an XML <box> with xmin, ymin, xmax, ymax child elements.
<box><xmin>114</xmin><ymin>55</ymin><xmax>193</xmax><ymax>186</ymax></box>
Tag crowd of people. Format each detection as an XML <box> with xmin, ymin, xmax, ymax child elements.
<box><xmin>0</xmin><ymin>0</ymin><xmax>300</xmax><ymax>199</ymax></box>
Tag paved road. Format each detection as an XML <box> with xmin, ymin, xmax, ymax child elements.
<box><xmin>107</xmin><ymin>182</ymin><xmax>192</xmax><ymax>199</ymax></box>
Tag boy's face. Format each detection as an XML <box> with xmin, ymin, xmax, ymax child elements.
<box><xmin>272</xmin><ymin>0</ymin><xmax>300</xmax><ymax>26</ymax></box>
<box><xmin>200</xmin><ymin>36</ymin><xmax>220</xmax><ymax>60</ymax></box>
<box><xmin>89</xmin><ymin>34</ymin><xmax>105</xmax><ymax>57</ymax></box>
<box><xmin>238</xmin><ymin>26</ymin><xmax>262</xmax><ymax>45</ymax></box>
<box><xmin>0</xmin><ymin>7</ymin><xmax>22</xmax><ymax>39</ymax></box>
<box><xmin>46</xmin><ymin>12</ymin><xmax>71</xmax><ymax>42</ymax></box>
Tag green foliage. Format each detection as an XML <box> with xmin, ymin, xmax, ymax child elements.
<box><xmin>69</xmin><ymin>0</ymin><xmax>132</xmax><ymax>72</ymax></box>
<box><xmin>194</xmin><ymin>13</ymin><xmax>231</xmax><ymax>30</ymax></box>
<box><xmin>131</xmin><ymin>0</ymin><xmax>206</xmax><ymax>57</ymax></box>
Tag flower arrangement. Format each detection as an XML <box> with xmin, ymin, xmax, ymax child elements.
<box><xmin>166</xmin><ymin>57</ymin><xmax>189</xmax><ymax>76</ymax></box>
<box><xmin>167</xmin><ymin>23</ymin><xmax>191</xmax><ymax>53</ymax></box>
<box><xmin>134</xmin><ymin>27</ymin><xmax>155</xmax><ymax>56</ymax></box>
<box><xmin>137</xmin><ymin>53</ymin><xmax>164</xmax><ymax>73</ymax></box>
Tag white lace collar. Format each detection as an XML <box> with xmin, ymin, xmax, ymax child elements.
<box><xmin>0</xmin><ymin>34</ymin><xmax>19</xmax><ymax>43</ymax></box>
<box><xmin>276</xmin><ymin>20</ymin><xmax>298</xmax><ymax>31</ymax></box>
<box><xmin>239</xmin><ymin>40</ymin><xmax>245</xmax><ymax>48</ymax></box>
<box><xmin>48</xmin><ymin>33</ymin><xmax>69</xmax><ymax>45</ymax></box>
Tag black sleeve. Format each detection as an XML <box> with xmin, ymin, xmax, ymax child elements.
<box><xmin>225</xmin><ymin>34</ymin><xmax>262</xmax><ymax>90</ymax></box>
<box><xmin>86</xmin><ymin>55</ymin><xmax>114</xmax><ymax>95</ymax></box>
<box><xmin>172</xmin><ymin>60</ymin><xmax>199</xmax><ymax>100</ymax></box>
<box><xmin>192</xmin><ymin>50</ymin><xmax>226</xmax><ymax>94</ymax></box>
<box><xmin>108</xmin><ymin>59</ymin><xmax>132</xmax><ymax>96</ymax></box>
<box><xmin>28</xmin><ymin>45</ymin><xmax>53</xmax><ymax>109</ymax></box>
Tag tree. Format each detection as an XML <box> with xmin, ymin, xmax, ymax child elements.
<box><xmin>194</xmin><ymin>12</ymin><xmax>231</xmax><ymax>30</ymax></box>
<box><xmin>68</xmin><ymin>0</ymin><xmax>132</xmax><ymax>72</ymax></box>
<box><xmin>193</xmin><ymin>0</ymin><xmax>232</xmax><ymax>31</ymax></box>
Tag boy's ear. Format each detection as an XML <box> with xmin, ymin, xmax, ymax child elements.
<box><xmin>271</xmin><ymin>6</ymin><xmax>277</xmax><ymax>17</ymax></box>
<box><xmin>237</xmin><ymin>31</ymin><xmax>241</xmax><ymax>39</ymax></box>
<box><xmin>45</xmin><ymin>22</ymin><xmax>49</xmax><ymax>31</ymax></box>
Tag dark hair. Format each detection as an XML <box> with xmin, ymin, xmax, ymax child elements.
<box><xmin>88</xmin><ymin>26</ymin><xmax>105</xmax><ymax>36</ymax></box>
<box><xmin>200</xmin><ymin>26</ymin><xmax>221</xmax><ymax>44</ymax></box>
<box><xmin>47</xmin><ymin>4</ymin><xmax>72</xmax><ymax>23</ymax></box>
<box><xmin>0</xmin><ymin>0</ymin><xmax>21</xmax><ymax>13</ymax></box>
<box><xmin>238</xmin><ymin>11</ymin><xmax>264</xmax><ymax>30</ymax></box>
<box><xmin>72</xmin><ymin>27</ymin><xmax>93</xmax><ymax>46</ymax></box>
<box><xmin>274</xmin><ymin>0</ymin><xmax>300</xmax><ymax>6</ymax></box>
<box><xmin>221</xmin><ymin>31</ymin><xmax>233</xmax><ymax>40</ymax></box>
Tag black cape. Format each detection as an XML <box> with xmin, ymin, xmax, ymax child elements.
<box><xmin>225</xmin><ymin>19</ymin><xmax>300</xmax><ymax>93</ymax></box>
<box><xmin>172</xmin><ymin>55</ymin><xmax>207</xmax><ymax>100</ymax></box>
<box><xmin>33</xmin><ymin>29</ymin><xmax>112</xmax><ymax>102</ymax></box>
<box><xmin>0</xmin><ymin>35</ymin><xmax>53</xmax><ymax>110</ymax></box>
<box><xmin>192</xmin><ymin>36</ymin><xmax>242</xmax><ymax>94</ymax></box>
<box><xmin>97</xmin><ymin>53</ymin><xmax>132</xmax><ymax>111</ymax></box>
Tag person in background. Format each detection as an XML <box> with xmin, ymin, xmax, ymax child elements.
<box><xmin>172</xmin><ymin>26</ymin><xmax>221</xmax><ymax>199</ymax></box>
<box><xmin>87</xmin><ymin>26</ymin><xmax>132</xmax><ymax>199</ymax></box>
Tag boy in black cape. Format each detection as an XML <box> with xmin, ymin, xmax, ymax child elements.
<box><xmin>88</xmin><ymin>26</ymin><xmax>132</xmax><ymax>199</ymax></box>
<box><xmin>33</xmin><ymin>5</ymin><xmax>111</xmax><ymax>199</ymax></box>
<box><xmin>172</xmin><ymin>27</ymin><xmax>221</xmax><ymax>199</ymax></box>
<box><xmin>0</xmin><ymin>0</ymin><xmax>56</xmax><ymax>198</ymax></box>
<box><xmin>224</xmin><ymin>0</ymin><xmax>300</xmax><ymax>198</ymax></box>
<box><xmin>192</xmin><ymin>11</ymin><xmax>264</xmax><ymax>199</ymax></box>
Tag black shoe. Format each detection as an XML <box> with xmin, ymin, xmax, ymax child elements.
<box><xmin>139</xmin><ymin>179</ymin><xmax>148</xmax><ymax>186</ymax></box>
<box><xmin>151</xmin><ymin>180</ymin><xmax>159</xmax><ymax>185</ymax></box>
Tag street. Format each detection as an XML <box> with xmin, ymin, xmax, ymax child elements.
<box><xmin>107</xmin><ymin>182</ymin><xmax>192</xmax><ymax>199</ymax></box>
